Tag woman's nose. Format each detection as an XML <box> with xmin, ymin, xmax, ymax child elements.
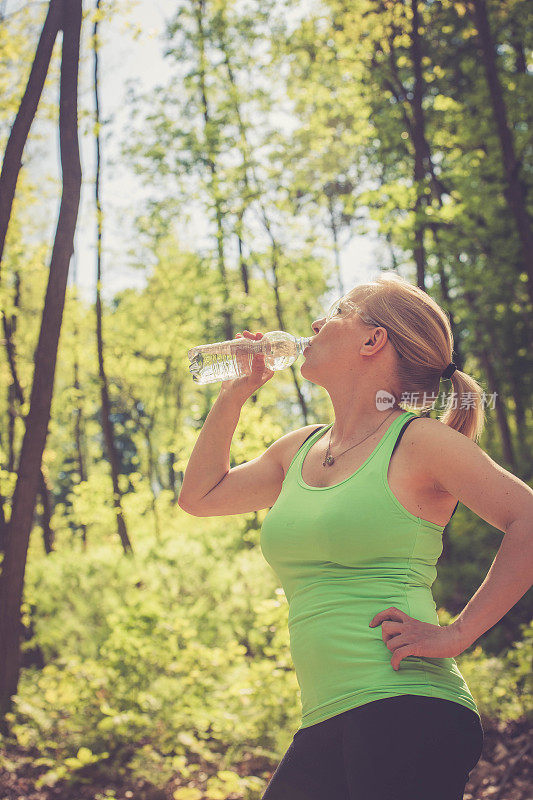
<box><xmin>312</xmin><ymin>317</ymin><xmax>324</xmax><ymax>334</ymax></box>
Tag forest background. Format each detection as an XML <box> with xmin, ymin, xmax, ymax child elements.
<box><xmin>0</xmin><ymin>0</ymin><xmax>531</xmax><ymax>798</ymax></box>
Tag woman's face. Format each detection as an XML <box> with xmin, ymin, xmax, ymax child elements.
<box><xmin>302</xmin><ymin>294</ymin><xmax>366</xmax><ymax>373</ymax></box>
<box><xmin>321</xmin><ymin>295</ymin><xmax>361</xmax><ymax>327</ymax></box>
<box><xmin>309</xmin><ymin>293</ymin><xmax>363</xmax><ymax>340</ymax></box>
<box><xmin>302</xmin><ymin>292</ymin><xmax>398</xmax><ymax>381</ymax></box>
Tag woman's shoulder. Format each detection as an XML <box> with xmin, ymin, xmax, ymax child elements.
<box><xmin>273</xmin><ymin>423</ymin><xmax>328</xmax><ymax>478</ymax></box>
<box><xmin>401</xmin><ymin>415</ymin><xmax>469</xmax><ymax>442</ymax></box>
<box><xmin>402</xmin><ymin>415</ymin><xmax>531</xmax><ymax>532</ymax></box>
<box><xmin>398</xmin><ymin>415</ymin><xmax>478</xmax><ymax>491</ymax></box>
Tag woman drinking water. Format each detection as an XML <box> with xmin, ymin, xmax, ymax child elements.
<box><xmin>178</xmin><ymin>272</ymin><xmax>533</xmax><ymax>800</ymax></box>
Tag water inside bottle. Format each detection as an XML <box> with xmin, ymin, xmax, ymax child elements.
<box><xmin>188</xmin><ymin>333</ymin><xmax>311</xmax><ymax>384</ymax></box>
<box><xmin>188</xmin><ymin>348</ymin><xmax>252</xmax><ymax>384</ymax></box>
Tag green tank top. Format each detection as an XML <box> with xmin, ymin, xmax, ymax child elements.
<box><xmin>260</xmin><ymin>411</ymin><xmax>480</xmax><ymax>730</ymax></box>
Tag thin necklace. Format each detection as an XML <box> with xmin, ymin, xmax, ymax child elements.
<box><xmin>322</xmin><ymin>409</ymin><xmax>398</xmax><ymax>467</ymax></box>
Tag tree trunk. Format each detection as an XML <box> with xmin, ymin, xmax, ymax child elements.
<box><xmin>167</xmin><ymin>451</ymin><xmax>179</xmax><ymax>503</ymax></box>
<box><xmin>477</xmin><ymin>349</ymin><xmax>516</xmax><ymax>468</ymax></box>
<box><xmin>3</xmin><ymin>272</ymin><xmax>23</xmax><ymax>473</ymax></box>
<box><xmin>0</xmin><ymin>439</ymin><xmax>6</xmax><ymax>553</ymax></box>
<box><xmin>73</xmin><ymin>354</ymin><xmax>88</xmax><ymax>550</ymax></box>
<box><xmin>464</xmin><ymin>291</ymin><xmax>516</xmax><ymax>468</ymax></box>
<box><xmin>195</xmin><ymin>0</ymin><xmax>233</xmax><ymax>342</ymax></box>
<box><xmin>434</xmin><ymin>255</ymin><xmax>465</xmax><ymax>370</ymax></box>
<box><xmin>327</xmin><ymin>195</ymin><xmax>344</xmax><ymax>299</ymax></box>
<box><xmin>38</xmin><ymin>469</ymin><xmax>54</xmax><ymax>554</ymax></box>
<box><xmin>220</xmin><ymin>35</ymin><xmax>253</xmax><ymax>301</ymax></box>
<box><xmin>236</xmin><ymin>212</ymin><xmax>250</xmax><ymax>295</ymax></box>
<box><xmin>93</xmin><ymin>0</ymin><xmax>132</xmax><ymax>556</ymax></box>
<box><xmin>143</xmin><ymin>426</ymin><xmax>161</xmax><ymax>541</ymax></box>
<box><xmin>510</xmin><ymin>31</ymin><xmax>526</xmax><ymax>74</ymax></box>
<box><xmin>217</xmin><ymin>21</ymin><xmax>310</xmax><ymax>423</ymax></box>
<box><xmin>387</xmin><ymin>10</ymin><xmax>466</xmax><ymax>363</ymax></box>
<box><xmin>410</xmin><ymin>0</ymin><xmax>428</xmax><ymax>290</ymax></box>
<box><xmin>0</xmin><ymin>0</ymin><xmax>83</xmax><ymax>723</ymax></box>
<box><xmin>381</xmin><ymin>12</ymin><xmax>429</xmax><ymax>289</ymax></box>
<box><xmin>509</xmin><ymin>372</ymin><xmax>528</xmax><ymax>474</ymax></box>
<box><xmin>2</xmin><ymin>274</ymin><xmax>55</xmax><ymax>553</ymax></box>
<box><xmin>472</xmin><ymin>0</ymin><xmax>533</xmax><ymax>308</ymax></box>
<box><xmin>484</xmin><ymin>321</ymin><xmax>528</xmax><ymax>472</ymax></box>
<box><xmin>71</xmin><ymin>252</ymin><xmax>89</xmax><ymax>549</ymax></box>
<box><xmin>267</xmin><ymin>241</ymin><xmax>311</xmax><ymax>423</ymax></box>
<box><xmin>0</xmin><ymin>0</ymin><xmax>63</xmax><ymax>272</ymax></box>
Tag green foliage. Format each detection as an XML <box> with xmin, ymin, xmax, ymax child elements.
<box><xmin>2</xmin><ymin>513</ymin><xmax>529</xmax><ymax>794</ymax></box>
<box><xmin>457</xmin><ymin>620</ymin><xmax>533</xmax><ymax>721</ymax></box>
<box><xmin>4</xmin><ymin>518</ymin><xmax>301</xmax><ymax>792</ymax></box>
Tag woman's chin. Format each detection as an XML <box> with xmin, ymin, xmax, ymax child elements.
<box><xmin>300</xmin><ymin>359</ymin><xmax>322</xmax><ymax>385</ymax></box>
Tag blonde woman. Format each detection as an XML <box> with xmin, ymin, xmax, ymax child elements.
<box><xmin>179</xmin><ymin>272</ymin><xmax>533</xmax><ymax>800</ymax></box>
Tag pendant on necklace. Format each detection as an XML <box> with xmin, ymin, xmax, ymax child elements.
<box><xmin>323</xmin><ymin>454</ymin><xmax>335</xmax><ymax>467</ymax></box>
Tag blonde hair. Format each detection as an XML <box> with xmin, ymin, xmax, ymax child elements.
<box><xmin>347</xmin><ymin>272</ymin><xmax>486</xmax><ymax>442</ymax></box>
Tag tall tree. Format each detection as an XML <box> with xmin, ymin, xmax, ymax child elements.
<box><xmin>471</xmin><ymin>0</ymin><xmax>533</xmax><ymax>308</ymax></box>
<box><xmin>193</xmin><ymin>0</ymin><xmax>233</xmax><ymax>342</ymax></box>
<box><xmin>409</xmin><ymin>0</ymin><xmax>428</xmax><ymax>289</ymax></box>
<box><xmin>1</xmin><ymin>265</ymin><xmax>56</xmax><ymax>555</ymax></box>
<box><xmin>0</xmin><ymin>0</ymin><xmax>63</xmax><ymax>272</ymax></box>
<box><xmin>0</xmin><ymin>0</ymin><xmax>83</xmax><ymax>721</ymax></box>
<box><xmin>70</xmin><ymin>249</ymin><xmax>89</xmax><ymax>549</ymax></box>
<box><xmin>213</xmin><ymin>8</ymin><xmax>313</xmax><ymax>422</ymax></box>
<box><xmin>92</xmin><ymin>0</ymin><xmax>132</xmax><ymax>555</ymax></box>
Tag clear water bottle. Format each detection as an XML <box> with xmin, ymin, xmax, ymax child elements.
<box><xmin>187</xmin><ymin>330</ymin><xmax>312</xmax><ymax>385</ymax></box>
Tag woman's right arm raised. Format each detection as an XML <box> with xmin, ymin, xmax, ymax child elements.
<box><xmin>178</xmin><ymin>330</ymin><xmax>314</xmax><ymax>517</ymax></box>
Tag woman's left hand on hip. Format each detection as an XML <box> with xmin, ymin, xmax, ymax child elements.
<box><xmin>369</xmin><ymin>606</ymin><xmax>466</xmax><ymax>671</ymax></box>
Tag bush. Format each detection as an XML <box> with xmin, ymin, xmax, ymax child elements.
<box><xmin>2</xmin><ymin>510</ymin><xmax>531</xmax><ymax>794</ymax></box>
<box><xmin>457</xmin><ymin>619</ymin><xmax>532</xmax><ymax>722</ymax></box>
<box><xmin>2</xmin><ymin>512</ymin><xmax>300</xmax><ymax>792</ymax></box>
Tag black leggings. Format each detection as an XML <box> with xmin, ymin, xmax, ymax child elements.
<box><xmin>262</xmin><ymin>695</ymin><xmax>484</xmax><ymax>800</ymax></box>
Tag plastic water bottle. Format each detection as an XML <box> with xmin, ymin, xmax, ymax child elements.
<box><xmin>187</xmin><ymin>330</ymin><xmax>312</xmax><ymax>385</ymax></box>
